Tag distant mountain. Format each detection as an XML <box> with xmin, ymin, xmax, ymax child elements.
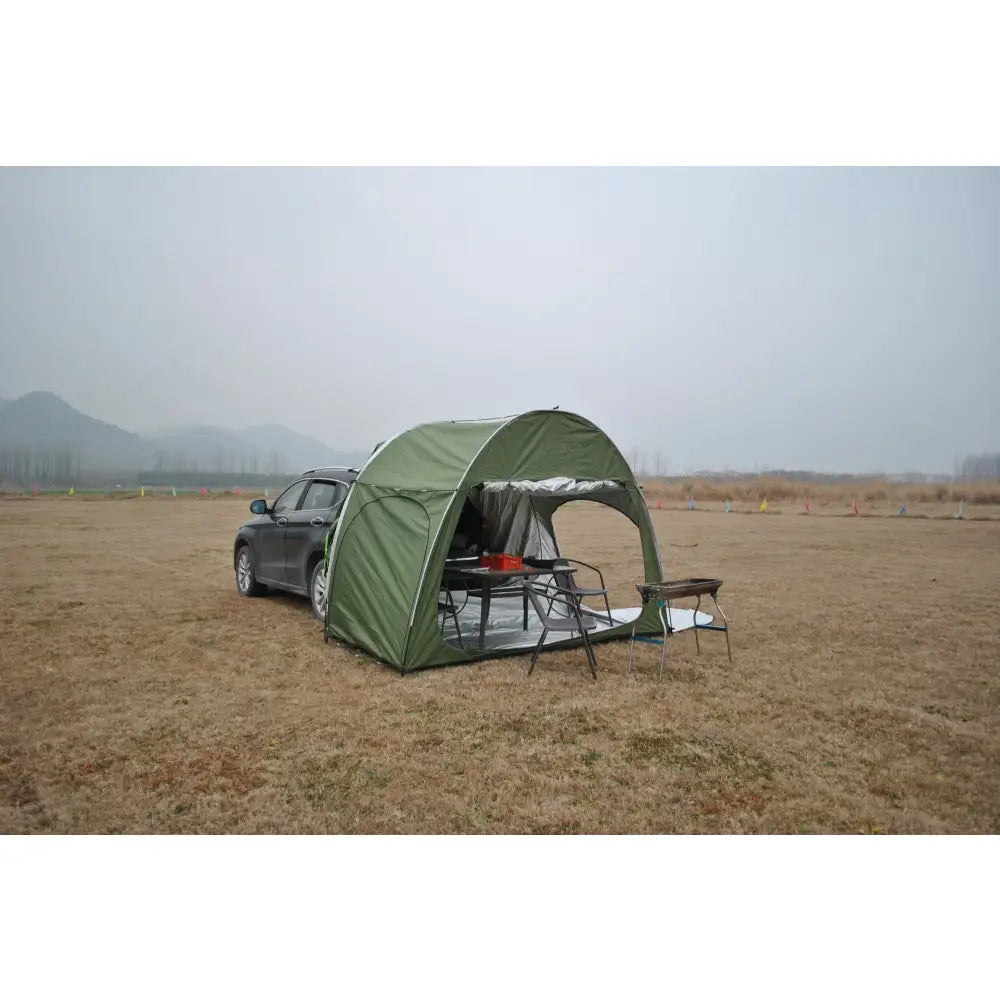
<box><xmin>146</xmin><ymin>423</ymin><xmax>367</xmax><ymax>475</ymax></box>
<box><xmin>0</xmin><ymin>391</ymin><xmax>149</xmax><ymax>472</ymax></box>
<box><xmin>0</xmin><ymin>391</ymin><xmax>368</xmax><ymax>479</ymax></box>
<box><xmin>238</xmin><ymin>425</ymin><xmax>368</xmax><ymax>471</ymax></box>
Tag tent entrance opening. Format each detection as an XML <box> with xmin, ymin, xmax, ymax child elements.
<box><xmin>438</xmin><ymin>478</ymin><xmax>708</xmax><ymax>653</ymax></box>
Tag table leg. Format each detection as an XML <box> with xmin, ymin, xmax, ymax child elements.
<box><xmin>522</xmin><ymin>585</ymin><xmax>529</xmax><ymax>631</ymax></box>
<box><xmin>479</xmin><ymin>582</ymin><xmax>490</xmax><ymax>650</ymax></box>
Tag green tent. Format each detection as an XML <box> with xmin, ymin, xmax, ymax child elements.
<box><xmin>323</xmin><ymin>409</ymin><xmax>663</xmax><ymax>672</ymax></box>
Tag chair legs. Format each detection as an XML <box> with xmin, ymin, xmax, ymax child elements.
<box><xmin>439</xmin><ymin>587</ymin><xmax>465</xmax><ymax>648</ymax></box>
<box><xmin>440</xmin><ymin>607</ymin><xmax>464</xmax><ymax>646</ymax></box>
<box><xmin>658</xmin><ymin>601</ymin><xmax>670</xmax><ymax>681</ymax></box>
<box><xmin>580</xmin><ymin>626</ymin><xmax>598</xmax><ymax>679</ymax></box>
<box><xmin>712</xmin><ymin>593</ymin><xmax>733</xmax><ymax>663</ymax></box>
<box><xmin>528</xmin><ymin>627</ymin><xmax>549</xmax><ymax>675</ymax></box>
<box><xmin>528</xmin><ymin>608</ymin><xmax>598</xmax><ymax>680</ymax></box>
<box><xmin>527</xmin><ymin>626</ymin><xmax>596</xmax><ymax>680</ymax></box>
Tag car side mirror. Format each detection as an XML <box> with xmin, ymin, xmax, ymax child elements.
<box><xmin>250</xmin><ymin>499</ymin><xmax>268</xmax><ymax>515</ymax></box>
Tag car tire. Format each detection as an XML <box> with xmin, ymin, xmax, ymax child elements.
<box><xmin>236</xmin><ymin>544</ymin><xmax>266</xmax><ymax>597</ymax></box>
<box><xmin>310</xmin><ymin>559</ymin><xmax>328</xmax><ymax>621</ymax></box>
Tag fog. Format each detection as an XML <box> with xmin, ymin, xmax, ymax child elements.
<box><xmin>2</xmin><ymin>167</ymin><xmax>997</xmax><ymax>474</ymax></box>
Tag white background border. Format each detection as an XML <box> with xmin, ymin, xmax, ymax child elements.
<box><xmin>2</xmin><ymin>1</ymin><xmax>997</xmax><ymax>996</ymax></box>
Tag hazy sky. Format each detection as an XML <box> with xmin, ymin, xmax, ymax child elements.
<box><xmin>2</xmin><ymin>167</ymin><xmax>997</xmax><ymax>474</ymax></box>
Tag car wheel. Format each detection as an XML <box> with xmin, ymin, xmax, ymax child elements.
<box><xmin>310</xmin><ymin>559</ymin><xmax>328</xmax><ymax>621</ymax></box>
<box><xmin>236</xmin><ymin>545</ymin><xmax>266</xmax><ymax>597</ymax></box>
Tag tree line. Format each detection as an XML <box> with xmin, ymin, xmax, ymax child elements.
<box><xmin>0</xmin><ymin>446</ymin><xmax>80</xmax><ymax>483</ymax></box>
<box><xmin>151</xmin><ymin>449</ymin><xmax>290</xmax><ymax>475</ymax></box>
<box><xmin>0</xmin><ymin>445</ymin><xmax>291</xmax><ymax>483</ymax></box>
<box><xmin>5</xmin><ymin>444</ymin><xmax>1000</xmax><ymax>486</ymax></box>
<box><xmin>958</xmin><ymin>453</ymin><xmax>1000</xmax><ymax>481</ymax></box>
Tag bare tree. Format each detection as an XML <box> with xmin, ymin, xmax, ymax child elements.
<box><xmin>960</xmin><ymin>453</ymin><xmax>1000</xmax><ymax>480</ymax></box>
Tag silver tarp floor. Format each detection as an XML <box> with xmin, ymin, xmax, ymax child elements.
<box><xmin>438</xmin><ymin>593</ymin><xmax>713</xmax><ymax>652</ymax></box>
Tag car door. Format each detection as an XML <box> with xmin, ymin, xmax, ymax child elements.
<box><xmin>283</xmin><ymin>479</ymin><xmax>349</xmax><ymax>589</ymax></box>
<box><xmin>256</xmin><ymin>478</ymin><xmax>309</xmax><ymax>584</ymax></box>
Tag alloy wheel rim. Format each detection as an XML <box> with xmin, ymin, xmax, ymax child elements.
<box><xmin>238</xmin><ymin>552</ymin><xmax>251</xmax><ymax>592</ymax></box>
<box><xmin>313</xmin><ymin>568</ymin><xmax>327</xmax><ymax>614</ymax></box>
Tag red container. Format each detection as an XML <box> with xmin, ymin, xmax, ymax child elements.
<box><xmin>489</xmin><ymin>553</ymin><xmax>522</xmax><ymax>571</ymax></box>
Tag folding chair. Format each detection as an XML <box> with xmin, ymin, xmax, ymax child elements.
<box><xmin>438</xmin><ymin>583</ymin><xmax>468</xmax><ymax>648</ymax></box>
<box><xmin>553</xmin><ymin>558</ymin><xmax>614</xmax><ymax>626</ymax></box>
<box><xmin>524</xmin><ymin>585</ymin><xmax>598</xmax><ymax>679</ymax></box>
<box><xmin>532</xmin><ymin>558</ymin><xmax>614</xmax><ymax>627</ymax></box>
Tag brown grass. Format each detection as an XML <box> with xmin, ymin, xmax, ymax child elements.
<box><xmin>1</xmin><ymin>495</ymin><xmax>999</xmax><ymax>834</ymax></box>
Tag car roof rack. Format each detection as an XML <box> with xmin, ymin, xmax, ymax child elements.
<box><xmin>302</xmin><ymin>466</ymin><xmax>362</xmax><ymax>475</ymax></box>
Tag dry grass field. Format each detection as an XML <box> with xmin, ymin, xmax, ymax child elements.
<box><xmin>2</xmin><ymin>493</ymin><xmax>998</xmax><ymax>834</ymax></box>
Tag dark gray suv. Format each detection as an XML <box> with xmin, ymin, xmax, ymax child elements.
<box><xmin>233</xmin><ymin>467</ymin><xmax>358</xmax><ymax>619</ymax></box>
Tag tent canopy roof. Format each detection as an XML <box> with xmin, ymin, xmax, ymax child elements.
<box><xmin>358</xmin><ymin>410</ymin><xmax>635</xmax><ymax>492</ymax></box>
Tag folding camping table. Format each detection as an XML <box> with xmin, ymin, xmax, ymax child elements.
<box><xmin>443</xmin><ymin>563</ymin><xmax>581</xmax><ymax>650</ymax></box>
<box><xmin>626</xmin><ymin>578</ymin><xmax>732</xmax><ymax>680</ymax></box>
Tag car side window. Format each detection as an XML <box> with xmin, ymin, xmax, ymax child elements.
<box><xmin>272</xmin><ymin>479</ymin><xmax>309</xmax><ymax>514</ymax></box>
<box><xmin>300</xmin><ymin>480</ymin><xmax>347</xmax><ymax>511</ymax></box>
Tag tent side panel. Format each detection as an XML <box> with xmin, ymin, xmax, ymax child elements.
<box><xmin>400</xmin><ymin>489</ymin><xmax>476</xmax><ymax>669</ymax></box>
<box><xmin>326</xmin><ymin>492</ymin><xmax>432</xmax><ymax>667</ymax></box>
